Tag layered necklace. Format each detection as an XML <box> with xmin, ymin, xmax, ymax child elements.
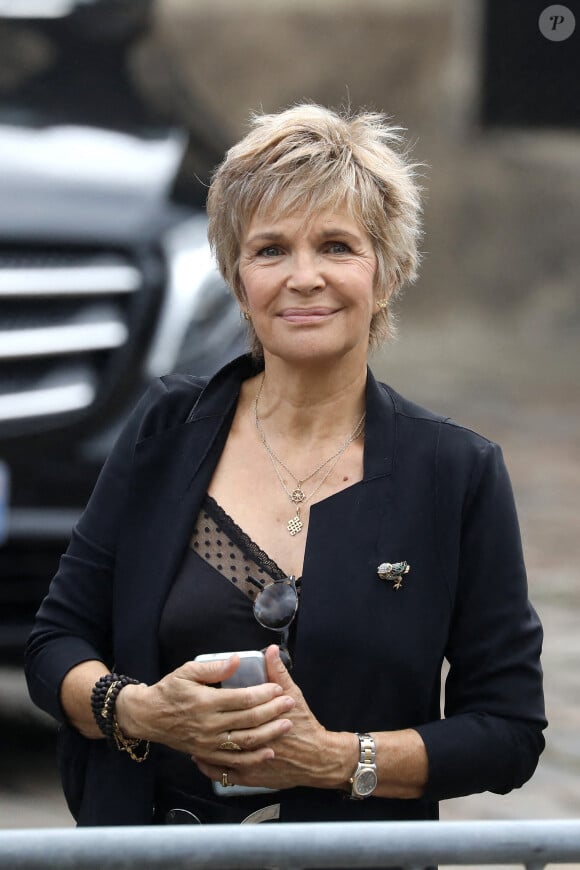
<box><xmin>254</xmin><ymin>376</ymin><xmax>366</xmax><ymax>536</ymax></box>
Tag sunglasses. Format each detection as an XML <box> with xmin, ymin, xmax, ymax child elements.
<box><xmin>253</xmin><ymin>575</ymin><xmax>298</xmax><ymax>670</ymax></box>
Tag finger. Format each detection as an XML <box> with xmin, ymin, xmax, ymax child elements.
<box><xmin>264</xmin><ymin>645</ymin><xmax>297</xmax><ymax>693</ymax></box>
<box><xmin>218</xmin><ymin>717</ymin><xmax>292</xmax><ymax>754</ymax></box>
<box><xmin>194</xmin><ymin>747</ymin><xmax>275</xmax><ymax>779</ymax></box>
<box><xmin>178</xmin><ymin>654</ymin><xmax>241</xmax><ymax>686</ymax></box>
<box><xmin>217</xmin><ymin>692</ymin><xmax>295</xmax><ymax>733</ymax></box>
<box><xmin>215</xmin><ymin>681</ymin><xmax>286</xmax><ymax>713</ymax></box>
<box><xmin>195</xmin><ymin>760</ymin><xmax>238</xmax><ymax>784</ymax></box>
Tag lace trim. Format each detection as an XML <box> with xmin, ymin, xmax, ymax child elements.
<box><xmin>189</xmin><ymin>495</ymin><xmax>301</xmax><ymax>605</ymax></box>
<box><xmin>205</xmin><ymin>496</ymin><xmax>290</xmax><ymax>582</ymax></box>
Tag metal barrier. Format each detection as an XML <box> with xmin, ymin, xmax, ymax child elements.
<box><xmin>0</xmin><ymin>820</ymin><xmax>579</xmax><ymax>869</ymax></box>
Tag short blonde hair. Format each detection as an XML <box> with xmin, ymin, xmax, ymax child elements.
<box><xmin>207</xmin><ymin>103</ymin><xmax>424</xmax><ymax>357</ymax></box>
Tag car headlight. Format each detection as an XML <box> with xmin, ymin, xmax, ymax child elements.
<box><xmin>146</xmin><ymin>214</ymin><xmax>246</xmax><ymax>378</ymax></box>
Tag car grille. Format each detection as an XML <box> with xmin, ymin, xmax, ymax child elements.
<box><xmin>0</xmin><ymin>245</ymin><xmax>156</xmax><ymax>432</ymax></box>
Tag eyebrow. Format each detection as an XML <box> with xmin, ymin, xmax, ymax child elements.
<box><xmin>244</xmin><ymin>227</ymin><xmax>363</xmax><ymax>245</ymax></box>
<box><xmin>244</xmin><ymin>231</ymin><xmax>286</xmax><ymax>245</ymax></box>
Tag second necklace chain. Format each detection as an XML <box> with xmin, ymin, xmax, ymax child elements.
<box><xmin>254</xmin><ymin>375</ymin><xmax>366</xmax><ymax>535</ymax></box>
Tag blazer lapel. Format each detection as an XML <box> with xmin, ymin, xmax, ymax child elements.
<box><xmin>112</xmin><ymin>360</ymin><xmax>260</xmax><ymax>681</ymax></box>
<box><xmin>292</xmin><ymin>369</ymin><xmax>398</xmax><ymax>721</ymax></box>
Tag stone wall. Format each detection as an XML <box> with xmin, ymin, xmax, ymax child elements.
<box><xmin>136</xmin><ymin>0</ymin><xmax>579</xmax><ymax>351</ymax></box>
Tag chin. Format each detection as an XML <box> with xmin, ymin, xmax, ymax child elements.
<box><xmin>263</xmin><ymin>336</ymin><xmax>366</xmax><ymax>368</ymax></box>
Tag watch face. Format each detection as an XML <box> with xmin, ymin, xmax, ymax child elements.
<box><xmin>355</xmin><ymin>767</ymin><xmax>378</xmax><ymax>797</ymax></box>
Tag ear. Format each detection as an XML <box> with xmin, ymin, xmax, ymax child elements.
<box><xmin>381</xmin><ymin>274</ymin><xmax>397</xmax><ymax>301</ymax></box>
<box><xmin>373</xmin><ymin>274</ymin><xmax>397</xmax><ymax>312</ymax></box>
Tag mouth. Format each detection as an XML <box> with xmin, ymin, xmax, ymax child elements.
<box><xmin>279</xmin><ymin>307</ymin><xmax>339</xmax><ymax>324</ymax></box>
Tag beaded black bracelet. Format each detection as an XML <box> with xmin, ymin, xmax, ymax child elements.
<box><xmin>102</xmin><ymin>676</ymin><xmax>138</xmax><ymax>739</ymax></box>
<box><xmin>90</xmin><ymin>673</ymin><xmax>118</xmax><ymax>736</ymax></box>
<box><xmin>90</xmin><ymin>673</ymin><xmax>150</xmax><ymax>762</ymax></box>
<box><xmin>91</xmin><ymin>673</ymin><xmax>139</xmax><ymax>738</ymax></box>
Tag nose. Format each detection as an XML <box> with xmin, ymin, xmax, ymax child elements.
<box><xmin>286</xmin><ymin>251</ymin><xmax>325</xmax><ymax>293</ymax></box>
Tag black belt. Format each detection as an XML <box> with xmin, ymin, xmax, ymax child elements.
<box><xmin>154</xmin><ymin>785</ymin><xmax>280</xmax><ymax>825</ymax></box>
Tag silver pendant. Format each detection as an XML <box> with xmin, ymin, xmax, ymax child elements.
<box><xmin>377</xmin><ymin>561</ymin><xmax>410</xmax><ymax>589</ymax></box>
<box><xmin>287</xmin><ymin>514</ymin><xmax>303</xmax><ymax>536</ymax></box>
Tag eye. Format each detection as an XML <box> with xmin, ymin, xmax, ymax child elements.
<box><xmin>257</xmin><ymin>245</ymin><xmax>283</xmax><ymax>258</ymax></box>
<box><xmin>326</xmin><ymin>241</ymin><xmax>351</xmax><ymax>254</ymax></box>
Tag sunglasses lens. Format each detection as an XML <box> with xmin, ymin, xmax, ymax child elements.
<box><xmin>254</xmin><ymin>578</ymin><xmax>297</xmax><ymax>630</ymax></box>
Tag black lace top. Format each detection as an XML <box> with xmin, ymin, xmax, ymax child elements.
<box><xmin>156</xmin><ymin>495</ymin><xmax>300</xmax><ymax>799</ymax></box>
<box><xmin>159</xmin><ymin>494</ymin><xmax>301</xmax><ymax>672</ymax></box>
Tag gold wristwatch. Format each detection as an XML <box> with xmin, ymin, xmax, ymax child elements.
<box><xmin>349</xmin><ymin>732</ymin><xmax>378</xmax><ymax>799</ymax></box>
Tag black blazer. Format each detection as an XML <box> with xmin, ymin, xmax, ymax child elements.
<box><xmin>25</xmin><ymin>355</ymin><xmax>546</xmax><ymax>825</ymax></box>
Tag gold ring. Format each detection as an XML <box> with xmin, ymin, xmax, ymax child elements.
<box><xmin>222</xmin><ymin>771</ymin><xmax>230</xmax><ymax>788</ymax></box>
<box><xmin>219</xmin><ymin>731</ymin><xmax>243</xmax><ymax>752</ymax></box>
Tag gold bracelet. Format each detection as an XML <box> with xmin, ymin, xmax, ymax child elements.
<box><xmin>112</xmin><ymin>715</ymin><xmax>150</xmax><ymax>763</ymax></box>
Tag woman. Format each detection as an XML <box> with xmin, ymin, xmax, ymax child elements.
<box><xmin>25</xmin><ymin>104</ymin><xmax>546</xmax><ymax>828</ymax></box>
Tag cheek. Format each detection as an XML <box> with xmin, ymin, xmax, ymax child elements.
<box><xmin>238</xmin><ymin>265</ymin><xmax>260</xmax><ymax>301</ymax></box>
<box><xmin>355</xmin><ymin>264</ymin><xmax>378</xmax><ymax>305</ymax></box>
<box><xmin>240</xmin><ymin>275</ymin><xmax>278</xmax><ymax>314</ymax></box>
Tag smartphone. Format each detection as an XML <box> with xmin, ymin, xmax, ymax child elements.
<box><xmin>194</xmin><ymin>650</ymin><xmax>266</xmax><ymax>688</ymax></box>
<box><xmin>194</xmin><ymin>650</ymin><xmax>278</xmax><ymax>797</ymax></box>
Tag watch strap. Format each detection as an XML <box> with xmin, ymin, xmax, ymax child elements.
<box><xmin>357</xmin><ymin>732</ymin><xmax>376</xmax><ymax>766</ymax></box>
<box><xmin>349</xmin><ymin>732</ymin><xmax>377</xmax><ymax>799</ymax></box>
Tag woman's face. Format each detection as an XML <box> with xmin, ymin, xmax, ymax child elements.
<box><xmin>238</xmin><ymin>206</ymin><xmax>379</xmax><ymax>368</ymax></box>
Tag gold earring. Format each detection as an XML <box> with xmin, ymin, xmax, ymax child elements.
<box><xmin>242</xmin><ymin>310</ymin><xmax>251</xmax><ymax>321</ymax></box>
<box><xmin>376</xmin><ymin>299</ymin><xmax>388</xmax><ymax>311</ymax></box>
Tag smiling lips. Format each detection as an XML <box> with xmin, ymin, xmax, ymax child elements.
<box><xmin>279</xmin><ymin>307</ymin><xmax>338</xmax><ymax>323</ymax></box>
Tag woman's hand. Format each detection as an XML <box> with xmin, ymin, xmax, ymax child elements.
<box><xmin>194</xmin><ymin>646</ymin><xmax>357</xmax><ymax>791</ymax></box>
<box><xmin>115</xmin><ymin>653</ymin><xmax>295</xmax><ymax>766</ymax></box>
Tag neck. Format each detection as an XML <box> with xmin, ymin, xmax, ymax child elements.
<box><xmin>251</xmin><ymin>352</ymin><xmax>368</xmax><ymax>443</ymax></box>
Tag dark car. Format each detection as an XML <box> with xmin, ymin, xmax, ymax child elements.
<box><xmin>0</xmin><ymin>0</ymin><xmax>245</xmax><ymax>655</ymax></box>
